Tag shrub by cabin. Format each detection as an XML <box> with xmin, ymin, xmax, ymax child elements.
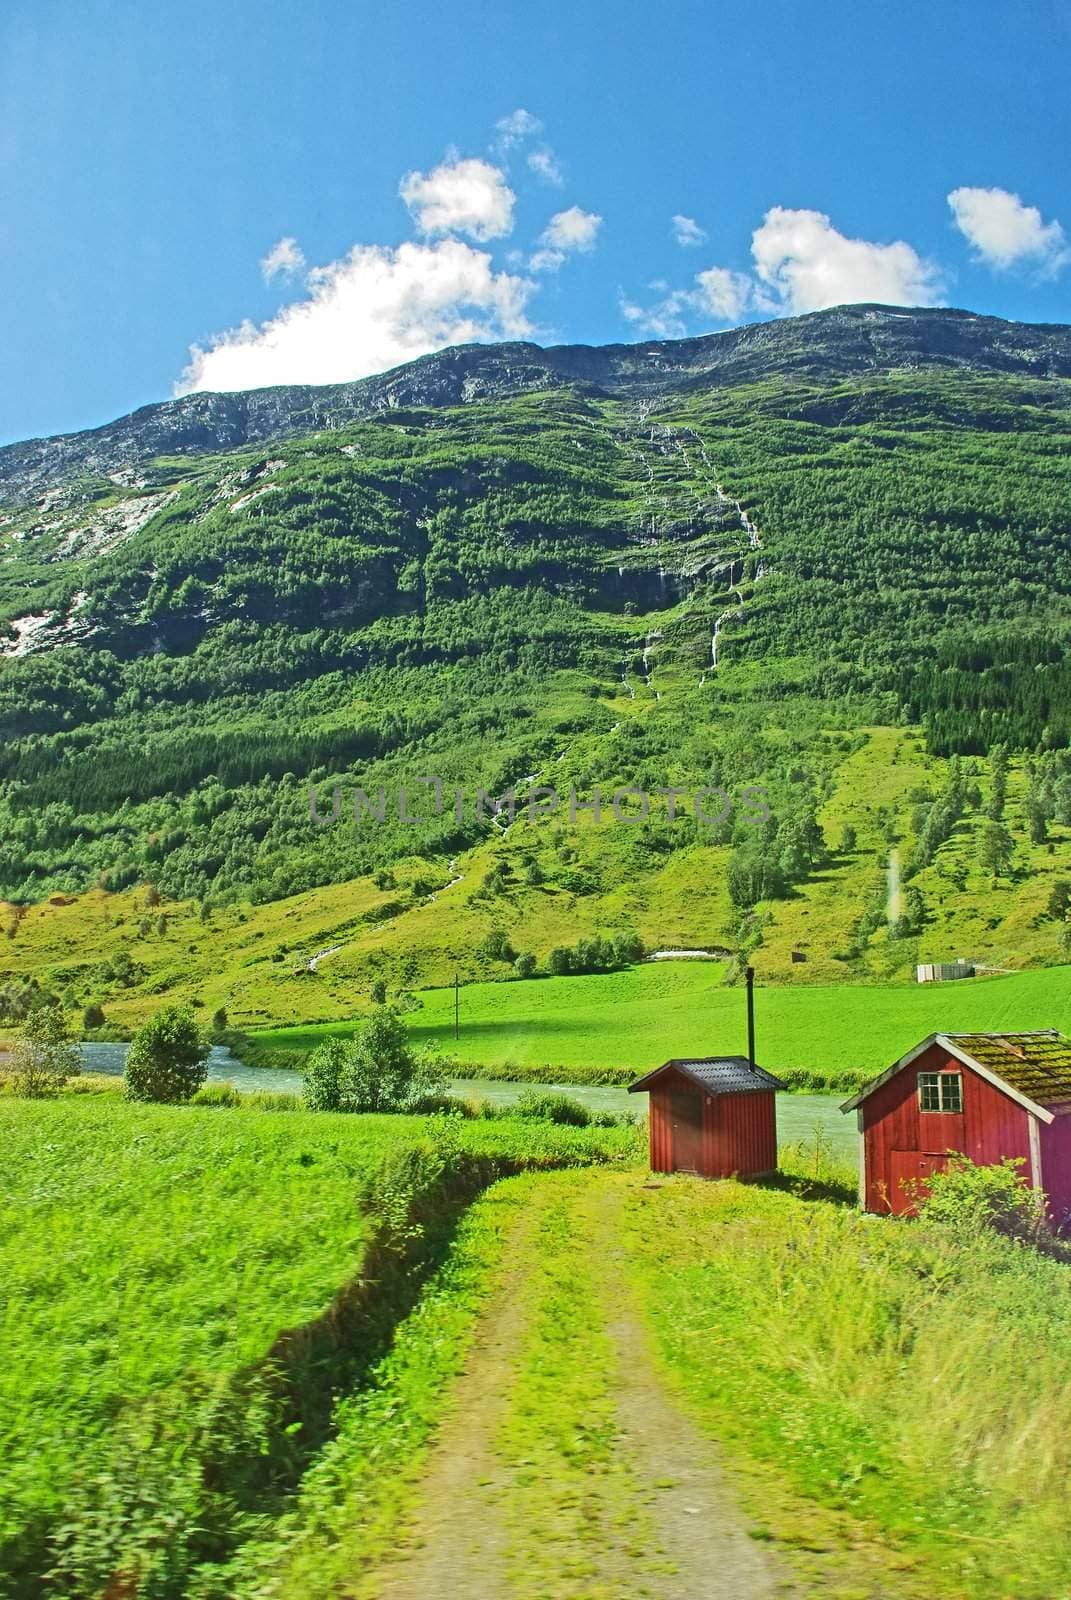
<box><xmin>842</xmin><ymin>1031</ymin><xmax>1071</xmax><ymax>1223</ymax></box>
<box><xmin>628</xmin><ymin>1057</ymin><xmax>784</xmax><ymax>1179</ymax></box>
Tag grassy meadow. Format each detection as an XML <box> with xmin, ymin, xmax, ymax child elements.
<box><xmin>251</xmin><ymin>959</ymin><xmax>1071</xmax><ymax>1082</ymax></box>
<box><xmin>0</xmin><ymin>1095</ymin><xmax>637</xmax><ymax>1597</ymax></box>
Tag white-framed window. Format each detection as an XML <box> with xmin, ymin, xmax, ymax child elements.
<box><xmin>918</xmin><ymin>1071</ymin><xmax>963</xmax><ymax>1114</ymax></box>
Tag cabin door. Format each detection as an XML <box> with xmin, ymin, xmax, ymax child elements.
<box><xmin>889</xmin><ymin>1151</ymin><xmax>949</xmax><ymax>1215</ymax></box>
<box><xmin>669</xmin><ymin>1091</ymin><xmax>704</xmax><ymax>1172</ymax></box>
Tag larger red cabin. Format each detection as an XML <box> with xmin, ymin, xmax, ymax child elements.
<box><xmin>628</xmin><ymin>1056</ymin><xmax>784</xmax><ymax>1179</ymax></box>
<box><xmin>842</xmin><ymin>1030</ymin><xmax>1071</xmax><ymax>1223</ymax></box>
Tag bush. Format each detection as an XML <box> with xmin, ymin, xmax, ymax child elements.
<box><xmin>10</xmin><ymin>1004</ymin><xmax>81</xmax><ymax>1098</ymax></box>
<box><xmin>919</xmin><ymin>1156</ymin><xmax>1049</xmax><ymax>1243</ymax></box>
<box><xmin>124</xmin><ymin>1006</ymin><xmax>209</xmax><ymax>1104</ymax></box>
<box><xmin>545</xmin><ymin>932</ymin><xmax>643</xmax><ymax>977</ymax></box>
<box><xmin>211</xmin><ymin>1007</ymin><xmax>228</xmax><ymax>1034</ymax></box>
<box><xmin>191</xmin><ymin>1082</ymin><xmax>242</xmax><ymax>1108</ymax></box>
<box><xmin>82</xmin><ymin>1003</ymin><xmax>106</xmax><ymax>1032</ymax></box>
<box><xmin>303</xmin><ymin>1007</ymin><xmax>447</xmax><ymax>1113</ymax></box>
<box><xmin>514</xmin><ymin>1090</ymin><xmax>591</xmax><ymax>1127</ymax></box>
<box><xmin>513</xmin><ymin>952</ymin><xmax>537</xmax><ymax>979</ymax></box>
<box><xmin>408</xmin><ymin>1092</ymin><xmax>477</xmax><ymax>1118</ymax></box>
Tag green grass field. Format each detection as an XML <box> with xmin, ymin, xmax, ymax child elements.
<box><xmin>252</xmin><ymin>960</ymin><xmax>1071</xmax><ymax>1080</ymax></box>
<box><xmin>0</xmin><ymin>1097</ymin><xmax>637</xmax><ymax>1598</ymax></box>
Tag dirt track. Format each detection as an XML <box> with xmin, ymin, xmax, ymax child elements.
<box><xmin>368</xmin><ymin>1174</ymin><xmax>791</xmax><ymax>1600</ymax></box>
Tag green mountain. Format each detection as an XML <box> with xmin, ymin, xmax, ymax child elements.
<box><xmin>2</xmin><ymin>302</ymin><xmax>1071</xmax><ymax>1021</ymax></box>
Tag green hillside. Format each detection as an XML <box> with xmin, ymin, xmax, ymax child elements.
<box><xmin>2</xmin><ymin>305</ymin><xmax>1071</xmax><ymax>1021</ymax></box>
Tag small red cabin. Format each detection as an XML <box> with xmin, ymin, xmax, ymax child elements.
<box><xmin>843</xmin><ymin>1031</ymin><xmax>1071</xmax><ymax>1222</ymax></box>
<box><xmin>628</xmin><ymin>1057</ymin><xmax>784</xmax><ymax>1179</ymax></box>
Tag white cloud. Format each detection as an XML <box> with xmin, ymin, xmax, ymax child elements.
<box><xmin>177</xmin><ymin>238</ymin><xmax>534</xmax><ymax>395</ymax></box>
<box><xmin>672</xmin><ymin>214</ymin><xmax>706</xmax><ymax>248</ymax></box>
<box><xmin>620</xmin><ymin>292</ymin><xmax>689</xmax><ymax>340</ymax></box>
<box><xmin>948</xmin><ymin>185</ymin><xmax>1068</xmax><ymax>273</ymax></box>
<box><xmin>529</xmin><ymin>248</ymin><xmax>566</xmax><ymax>274</ymax></box>
<box><xmin>260</xmin><ymin>237</ymin><xmax>306</xmax><ymax>283</ymax></box>
<box><xmin>622</xmin><ymin>265</ymin><xmax>753</xmax><ymax>338</ymax></box>
<box><xmin>541</xmin><ymin>205</ymin><xmax>602</xmax><ymax>252</ymax></box>
<box><xmin>528</xmin><ymin>147</ymin><xmax>564</xmax><ymax>185</ymax></box>
<box><xmin>528</xmin><ymin>206</ymin><xmax>602</xmax><ymax>273</ymax></box>
<box><xmin>693</xmin><ymin>266</ymin><xmax>752</xmax><ymax>321</ymax></box>
<box><xmin>495</xmin><ymin>108</ymin><xmax>542</xmax><ymax>147</ymax></box>
<box><xmin>750</xmin><ymin>206</ymin><xmax>943</xmax><ymax>313</ymax></box>
<box><xmin>400</xmin><ymin>157</ymin><xmax>515</xmax><ymax>242</ymax></box>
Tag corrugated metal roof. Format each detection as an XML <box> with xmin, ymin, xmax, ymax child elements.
<box><xmin>629</xmin><ymin>1057</ymin><xmax>786</xmax><ymax>1095</ymax></box>
<box><xmin>944</xmin><ymin>1031</ymin><xmax>1071</xmax><ymax>1106</ymax></box>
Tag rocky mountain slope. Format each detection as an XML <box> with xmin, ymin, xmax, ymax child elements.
<box><xmin>4</xmin><ymin>303</ymin><xmax>1071</xmax><ymax>506</ymax></box>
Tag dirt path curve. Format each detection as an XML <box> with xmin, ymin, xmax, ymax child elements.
<box><xmin>368</xmin><ymin>1172</ymin><xmax>797</xmax><ymax>1600</ymax></box>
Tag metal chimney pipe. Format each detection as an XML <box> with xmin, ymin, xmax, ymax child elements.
<box><xmin>746</xmin><ymin>965</ymin><xmax>756</xmax><ymax>1070</ymax></box>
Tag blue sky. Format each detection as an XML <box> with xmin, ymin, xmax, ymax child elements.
<box><xmin>2</xmin><ymin>0</ymin><xmax>1069</xmax><ymax>445</ymax></box>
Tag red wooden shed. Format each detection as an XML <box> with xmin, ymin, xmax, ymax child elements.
<box><xmin>628</xmin><ymin>1057</ymin><xmax>785</xmax><ymax>1179</ymax></box>
<box><xmin>842</xmin><ymin>1030</ymin><xmax>1071</xmax><ymax>1222</ymax></box>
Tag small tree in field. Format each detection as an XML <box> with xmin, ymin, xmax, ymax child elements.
<box><xmin>11</xmin><ymin>1003</ymin><xmax>81</xmax><ymax>1098</ymax></box>
<box><xmin>303</xmin><ymin>1038</ymin><xmax>350</xmax><ymax>1112</ymax></box>
<box><xmin>303</xmin><ymin>1007</ymin><xmax>445</xmax><ymax>1113</ymax></box>
<box><xmin>124</xmin><ymin>1005</ymin><xmax>208</xmax><ymax>1103</ymax></box>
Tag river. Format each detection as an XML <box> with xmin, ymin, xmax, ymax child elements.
<box><xmin>80</xmin><ymin>1043</ymin><xmax>857</xmax><ymax>1160</ymax></box>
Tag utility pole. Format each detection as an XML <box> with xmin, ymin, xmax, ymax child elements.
<box><xmin>454</xmin><ymin>971</ymin><xmax>460</xmax><ymax>1041</ymax></box>
<box><xmin>745</xmin><ymin>965</ymin><xmax>756</xmax><ymax>1071</ymax></box>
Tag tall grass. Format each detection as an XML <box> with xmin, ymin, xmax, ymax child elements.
<box><xmin>0</xmin><ymin>1098</ymin><xmax>639</xmax><ymax>1597</ymax></box>
<box><xmin>624</xmin><ymin>1178</ymin><xmax>1071</xmax><ymax>1598</ymax></box>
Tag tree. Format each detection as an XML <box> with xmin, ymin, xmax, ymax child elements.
<box><xmin>979</xmin><ymin>821</ymin><xmax>1014</xmax><ymax>878</ymax></box>
<box><xmin>1048</xmin><ymin>880</ymin><xmax>1071</xmax><ymax>921</ymax></box>
<box><xmin>302</xmin><ymin>1037</ymin><xmax>350</xmax><ymax>1112</ymax></box>
<box><xmin>11</xmin><ymin>1003</ymin><xmax>80</xmax><ymax>1098</ymax></box>
<box><xmin>613</xmin><ymin>929</ymin><xmax>645</xmax><ymax>965</ymax></box>
<box><xmin>211</xmin><ymin>1006</ymin><xmax>228</xmax><ymax>1034</ymax></box>
<box><xmin>838</xmin><ymin>824</ymin><xmax>857</xmax><ymax>854</ymax></box>
<box><xmin>986</xmin><ymin>745</ymin><xmax>1008</xmax><ymax>821</ymax></box>
<box><xmin>82</xmin><ymin>1002</ymin><xmax>106</xmax><ymax>1031</ymax></box>
<box><xmin>302</xmin><ymin>1007</ymin><xmax>445</xmax><ymax>1113</ymax></box>
<box><xmin>1026</xmin><ymin>800</ymin><xmax>1048</xmax><ymax>846</ymax></box>
<box><xmin>478</xmin><ymin>928</ymin><xmax>514</xmax><ymax>963</ymax></box>
<box><xmin>370</xmin><ymin>977</ymin><xmax>388</xmax><ymax>1005</ymax></box>
<box><xmin>124</xmin><ymin>1005</ymin><xmax>208</xmax><ymax>1103</ymax></box>
<box><xmin>513</xmin><ymin>951</ymin><xmax>537</xmax><ymax>978</ymax></box>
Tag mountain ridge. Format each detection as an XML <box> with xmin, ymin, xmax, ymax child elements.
<box><xmin>4</xmin><ymin>302</ymin><xmax>1071</xmax><ymax>506</ymax></box>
